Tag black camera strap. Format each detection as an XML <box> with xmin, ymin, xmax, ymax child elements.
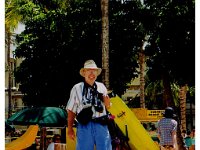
<box><xmin>82</xmin><ymin>82</ymin><xmax>103</xmax><ymax>112</ymax></box>
<box><xmin>82</xmin><ymin>81</ymin><xmax>97</xmax><ymax>105</ymax></box>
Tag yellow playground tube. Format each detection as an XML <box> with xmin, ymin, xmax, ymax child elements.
<box><xmin>108</xmin><ymin>95</ymin><xmax>160</xmax><ymax>150</ymax></box>
<box><xmin>5</xmin><ymin>125</ymin><xmax>39</xmax><ymax>150</ymax></box>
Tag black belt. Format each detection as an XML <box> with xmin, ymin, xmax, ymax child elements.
<box><xmin>91</xmin><ymin>115</ymin><xmax>109</xmax><ymax>125</ymax></box>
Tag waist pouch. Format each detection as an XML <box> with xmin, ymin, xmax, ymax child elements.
<box><xmin>92</xmin><ymin>115</ymin><xmax>109</xmax><ymax>125</ymax></box>
<box><xmin>76</xmin><ymin>107</ymin><xmax>93</xmax><ymax>125</ymax></box>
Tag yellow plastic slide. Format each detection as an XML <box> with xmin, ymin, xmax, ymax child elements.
<box><xmin>5</xmin><ymin>125</ymin><xmax>39</xmax><ymax>150</ymax></box>
<box><xmin>66</xmin><ymin>127</ymin><xmax>77</xmax><ymax>150</ymax></box>
<box><xmin>108</xmin><ymin>95</ymin><xmax>160</xmax><ymax>150</ymax></box>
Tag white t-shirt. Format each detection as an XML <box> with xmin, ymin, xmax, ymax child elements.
<box><xmin>66</xmin><ymin>81</ymin><xmax>108</xmax><ymax>118</ymax></box>
<box><xmin>47</xmin><ymin>142</ymin><xmax>54</xmax><ymax>150</ymax></box>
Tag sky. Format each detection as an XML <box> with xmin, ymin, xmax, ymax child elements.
<box><xmin>10</xmin><ymin>23</ymin><xmax>25</xmax><ymax>58</ymax></box>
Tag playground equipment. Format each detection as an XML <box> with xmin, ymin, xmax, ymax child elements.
<box><xmin>6</xmin><ymin>95</ymin><xmax>161</xmax><ymax>150</ymax></box>
<box><xmin>107</xmin><ymin>95</ymin><xmax>160</xmax><ymax>150</ymax></box>
<box><xmin>131</xmin><ymin>108</ymin><xmax>164</xmax><ymax>122</ymax></box>
<box><xmin>5</xmin><ymin>125</ymin><xmax>39</xmax><ymax>150</ymax></box>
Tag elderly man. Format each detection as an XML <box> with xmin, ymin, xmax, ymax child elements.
<box><xmin>66</xmin><ymin>60</ymin><xmax>112</xmax><ymax>150</ymax></box>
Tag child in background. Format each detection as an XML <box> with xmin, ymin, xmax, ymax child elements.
<box><xmin>184</xmin><ymin>130</ymin><xmax>192</xmax><ymax>150</ymax></box>
<box><xmin>190</xmin><ymin>128</ymin><xmax>195</xmax><ymax>150</ymax></box>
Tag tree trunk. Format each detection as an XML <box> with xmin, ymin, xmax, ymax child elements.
<box><xmin>40</xmin><ymin>127</ymin><xmax>47</xmax><ymax>150</ymax></box>
<box><xmin>6</xmin><ymin>29</ymin><xmax>12</xmax><ymax>118</ymax></box>
<box><xmin>176</xmin><ymin>84</ymin><xmax>188</xmax><ymax>150</ymax></box>
<box><xmin>101</xmin><ymin>0</ymin><xmax>109</xmax><ymax>89</ymax></box>
<box><xmin>162</xmin><ymin>72</ymin><xmax>174</xmax><ymax>108</ymax></box>
<box><xmin>139</xmin><ymin>42</ymin><xmax>145</xmax><ymax>108</ymax></box>
<box><xmin>161</xmin><ymin>72</ymin><xmax>187</xmax><ymax>150</ymax></box>
<box><xmin>176</xmin><ymin>124</ymin><xmax>187</xmax><ymax>150</ymax></box>
<box><xmin>179</xmin><ymin>84</ymin><xmax>187</xmax><ymax>131</ymax></box>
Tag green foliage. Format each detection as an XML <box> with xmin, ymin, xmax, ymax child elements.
<box><xmin>14</xmin><ymin>0</ymin><xmax>140</xmax><ymax>106</ymax></box>
<box><xmin>143</xmin><ymin>0</ymin><xmax>195</xmax><ymax>107</ymax></box>
<box><xmin>109</xmin><ymin>0</ymin><xmax>142</xmax><ymax>94</ymax></box>
<box><xmin>144</xmin><ymin>0</ymin><xmax>195</xmax><ymax>86</ymax></box>
<box><xmin>13</xmin><ymin>0</ymin><xmax>194</xmax><ymax>107</ymax></box>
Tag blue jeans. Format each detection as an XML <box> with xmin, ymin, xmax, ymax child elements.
<box><xmin>76</xmin><ymin>121</ymin><xmax>112</xmax><ymax>150</ymax></box>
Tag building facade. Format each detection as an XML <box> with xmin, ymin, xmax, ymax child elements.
<box><xmin>5</xmin><ymin>56</ymin><xmax>24</xmax><ymax>119</ymax></box>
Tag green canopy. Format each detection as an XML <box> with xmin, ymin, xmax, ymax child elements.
<box><xmin>5</xmin><ymin>121</ymin><xmax>15</xmax><ymax>132</ymax></box>
<box><xmin>7</xmin><ymin>107</ymin><xmax>67</xmax><ymax>127</ymax></box>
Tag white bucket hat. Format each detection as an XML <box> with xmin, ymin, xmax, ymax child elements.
<box><xmin>80</xmin><ymin>60</ymin><xmax>102</xmax><ymax>77</ymax></box>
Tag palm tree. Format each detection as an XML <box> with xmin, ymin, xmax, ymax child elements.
<box><xmin>145</xmin><ymin>80</ymin><xmax>188</xmax><ymax>150</ymax></box>
<box><xmin>5</xmin><ymin>0</ymin><xmax>26</xmax><ymax>117</ymax></box>
<box><xmin>177</xmin><ymin>84</ymin><xmax>188</xmax><ymax>150</ymax></box>
<box><xmin>179</xmin><ymin>84</ymin><xmax>187</xmax><ymax>131</ymax></box>
<box><xmin>5</xmin><ymin>0</ymin><xmax>70</xmax><ymax>118</ymax></box>
<box><xmin>139</xmin><ymin>41</ymin><xmax>145</xmax><ymax>108</ymax></box>
<box><xmin>101</xmin><ymin>0</ymin><xmax>110</xmax><ymax>89</ymax></box>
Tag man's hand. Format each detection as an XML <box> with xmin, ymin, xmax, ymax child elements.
<box><xmin>103</xmin><ymin>95</ymin><xmax>111</xmax><ymax>109</ymax></box>
<box><xmin>67</xmin><ymin>110</ymin><xmax>76</xmax><ymax>140</ymax></box>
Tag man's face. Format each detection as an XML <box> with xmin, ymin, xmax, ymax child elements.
<box><xmin>83</xmin><ymin>69</ymin><xmax>98</xmax><ymax>85</ymax></box>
